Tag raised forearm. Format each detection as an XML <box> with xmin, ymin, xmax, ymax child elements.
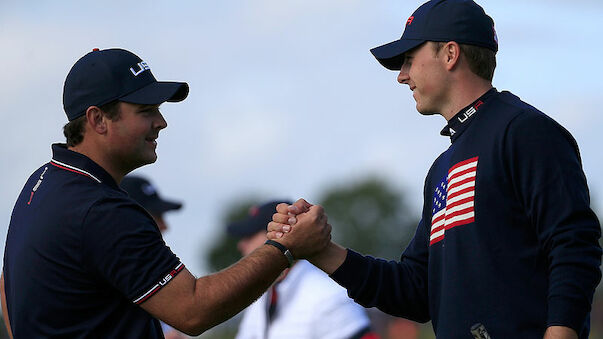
<box><xmin>306</xmin><ymin>241</ymin><xmax>347</xmax><ymax>275</ymax></box>
<box><xmin>190</xmin><ymin>244</ymin><xmax>288</xmax><ymax>332</ymax></box>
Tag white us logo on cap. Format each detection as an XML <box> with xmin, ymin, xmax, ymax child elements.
<box><xmin>130</xmin><ymin>61</ymin><xmax>150</xmax><ymax>76</ymax></box>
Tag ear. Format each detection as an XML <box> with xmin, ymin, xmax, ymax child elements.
<box><xmin>85</xmin><ymin>106</ymin><xmax>108</xmax><ymax>135</ymax></box>
<box><xmin>442</xmin><ymin>41</ymin><xmax>461</xmax><ymax>71</ymax></box>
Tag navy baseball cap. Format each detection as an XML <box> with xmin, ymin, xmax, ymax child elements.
<box><xmin>120</xmin><ymin>175</ymin><xmax>182</xmax><ymax>216</ymax></box>
<box><xmin>63</xmin><ymin>48</ymin><xmax>189</xmax><ymax>121</ymax></box>
<box><xmin>226</xmin><ymin>200</ymin><xmax>292</xmax><ymax>238</ymax></box>
<box><xmin>371</xmin><ymin>0</ymin><xmax>498</xmax><ymax>70</ymax></box>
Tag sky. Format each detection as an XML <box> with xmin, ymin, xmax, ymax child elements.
<box><xmin>1</xmin><ymin>0</ymin><xmax>602</xmax><ymax>276</ymax></box>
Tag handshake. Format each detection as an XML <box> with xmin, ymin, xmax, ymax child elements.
<box><xmin>267</xmin><ymin>199</ymin><xmax>347</xmax><ymax>274</ymax></box>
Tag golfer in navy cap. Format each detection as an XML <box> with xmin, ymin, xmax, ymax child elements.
<box><xmin>2</xmin><ymin>48</ymin><xmax>331</xmax><ymax>338</ymax></box>
<box><xmin>269</xmin><ymin>1</ymin><xmax>602</xmax><ymax>338</ymax></box>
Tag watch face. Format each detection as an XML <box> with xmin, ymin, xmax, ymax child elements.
<box><xmin>283</xmin><ymin>250</ymin><xmax>295</xmax><ymax>266</ymax></box>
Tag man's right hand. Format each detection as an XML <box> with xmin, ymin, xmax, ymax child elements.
<box><xmin>267</xmin><ymin>199</ymin><xmax>330</xmax><ymax>259</ymax></box>
<box><xmin>267</xmin><ymin>198</ymin><xmax>348</xmax><ymax>275</ymax></box>
<box><xmin>267</xmin><ymin>198</ymin><xmax>311</xmax><ymax>238</ymax></box>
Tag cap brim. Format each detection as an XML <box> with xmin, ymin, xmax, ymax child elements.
<box><xmin>120</xmin><ymin>81</ymin><xmax>189</xmax><ymax>105</ymax></box>
<box><xmin>146</xmin><ymin>199</ymin><xmax>183</xmax><ymax>215</ymax></box>
<box><xmin>370</xmin><ymin>39</ymin><xmax>426</xmax><ymax>70</ymax></box>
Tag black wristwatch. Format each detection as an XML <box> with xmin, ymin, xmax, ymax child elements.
<box><xmin>264</xmin><ymin>240</ymin><xmax>295</xmax><ymax>267</ymax></box>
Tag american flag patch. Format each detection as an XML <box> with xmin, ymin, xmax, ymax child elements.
<box><xmin>430</xmin><ymin>157</ymin><xmax>478</xmax><ymax>245</ymax></box>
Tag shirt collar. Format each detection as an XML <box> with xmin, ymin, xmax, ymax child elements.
<box><xmin>440</xmin><ymin>88</ymin><xmax>497</xmax><ymax>142</ymax></box>
<box><xmin>50</xmin><ymin>143</ymin><xmax>120</xmax><ymax>189</ymax></box>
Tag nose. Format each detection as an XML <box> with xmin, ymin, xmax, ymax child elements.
<box><xmin>152</xmin><ymin>215</ymin><xmax>168</xmax><ymax>233</ymax></box>
<box><xmin>397</xmin><ymin>67</ymin><xmax>409</xmax><ymax>84</ymax></box>
<box><xmin>155</xmin><ymin>112</ymin><xmax>168</xmax><ymax>130</ymax></box>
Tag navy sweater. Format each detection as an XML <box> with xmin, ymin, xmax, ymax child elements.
<box><xmin>332</xmin><ymin>89</ymin><xmax>602</xmax><ymax>338</ymax></box>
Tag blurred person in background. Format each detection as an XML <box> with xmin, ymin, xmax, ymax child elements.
<box><xmin>120</xmin><ymin>175</ymin><xmax>185</xmax><ymax>339</ymax></box>
<box><xmin>227</xmin><ymin>200</ymin><xmax>377</xmax><ymax>339</ymax></box>
<box><xmin>120</xmin><ymin>175</ymin><xmax>182</xmax><ymax>234</ymax></box>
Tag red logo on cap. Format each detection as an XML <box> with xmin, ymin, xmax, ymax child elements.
<box><xmin>249</xmin><ymin>206</ymin><xmax>260</xmax><ymax>217</ymax></box>
<box><xmin>406</xmin><ymin>16</ymin><xmax>414</xmax><ymax>26</ymax></box>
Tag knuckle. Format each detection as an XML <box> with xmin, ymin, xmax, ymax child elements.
<box><xmin>272</xmin><ymin>213</ymin><xmax>284</xmax><ymax>222</ymax></box>
<box><xmin>276</xmin><ymin>203</ymin><xmax>288</xmax><ymax>213</ymax></box>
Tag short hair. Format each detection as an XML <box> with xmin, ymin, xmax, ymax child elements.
<box><xmin>432</xmin><ymin>42</ymin><xmax>497</xmax><ymax>82</ymax></box>
<box><xmin>63</xmin><ymin>101</ymin><xmax>121</xmax><ymax>147</ymax></box>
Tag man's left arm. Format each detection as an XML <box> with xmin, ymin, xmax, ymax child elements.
<box><xmin>507</xmin><ymin>112</ymin><xmax>602</xmax><ymax>337</ymax></box>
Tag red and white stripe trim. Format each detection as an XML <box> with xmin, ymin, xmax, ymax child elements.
<box><xmin>50</xmin><ymin>159</ymin><xmax>101</xmax><ymax>183</ymax></box>
<box><xmin>133</xmin><ymin>262</ymin><xmax>185</xmax><ymax>304</ymax></box>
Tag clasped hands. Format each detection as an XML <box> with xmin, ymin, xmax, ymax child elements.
<box><xmin>267</xmin><ymin>198</ymin><xmax>332</xmax><ymax>260</ymax></box>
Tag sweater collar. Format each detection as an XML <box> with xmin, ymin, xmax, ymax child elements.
<box><xmin>440</xmin><ymin>88</ymin><xmax>497</xmax><ymax>142</ymax></box>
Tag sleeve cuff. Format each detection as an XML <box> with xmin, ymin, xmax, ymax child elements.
<box><xmin>330</xmin><ymin>249</ymin><xmax>365</xmax><ymax>288</ymax></box>
<box><xmin>547</xmin><ymin>295</ymin><xmax>589</xmax><ymax>334</ymax></box>
<box><xmin>133</xmin><ymin>262</ymin><xmax>185</xmax><ymax>304</ymax></box>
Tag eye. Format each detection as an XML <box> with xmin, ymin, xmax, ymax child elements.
<box><xmin>401</xmin><ymin>57</ymin><xmax>412</xmax><ymax>71</ymax></box>
<box><xmin>139</xmin><ymin>107</ymin><xmax>160</xmax><ymax>116</ymax></box>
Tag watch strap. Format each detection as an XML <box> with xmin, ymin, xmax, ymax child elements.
<box><xmin>265</xmin><ymin>240</ymin><xmax>295</xmax><ymax>267</ymax></box>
